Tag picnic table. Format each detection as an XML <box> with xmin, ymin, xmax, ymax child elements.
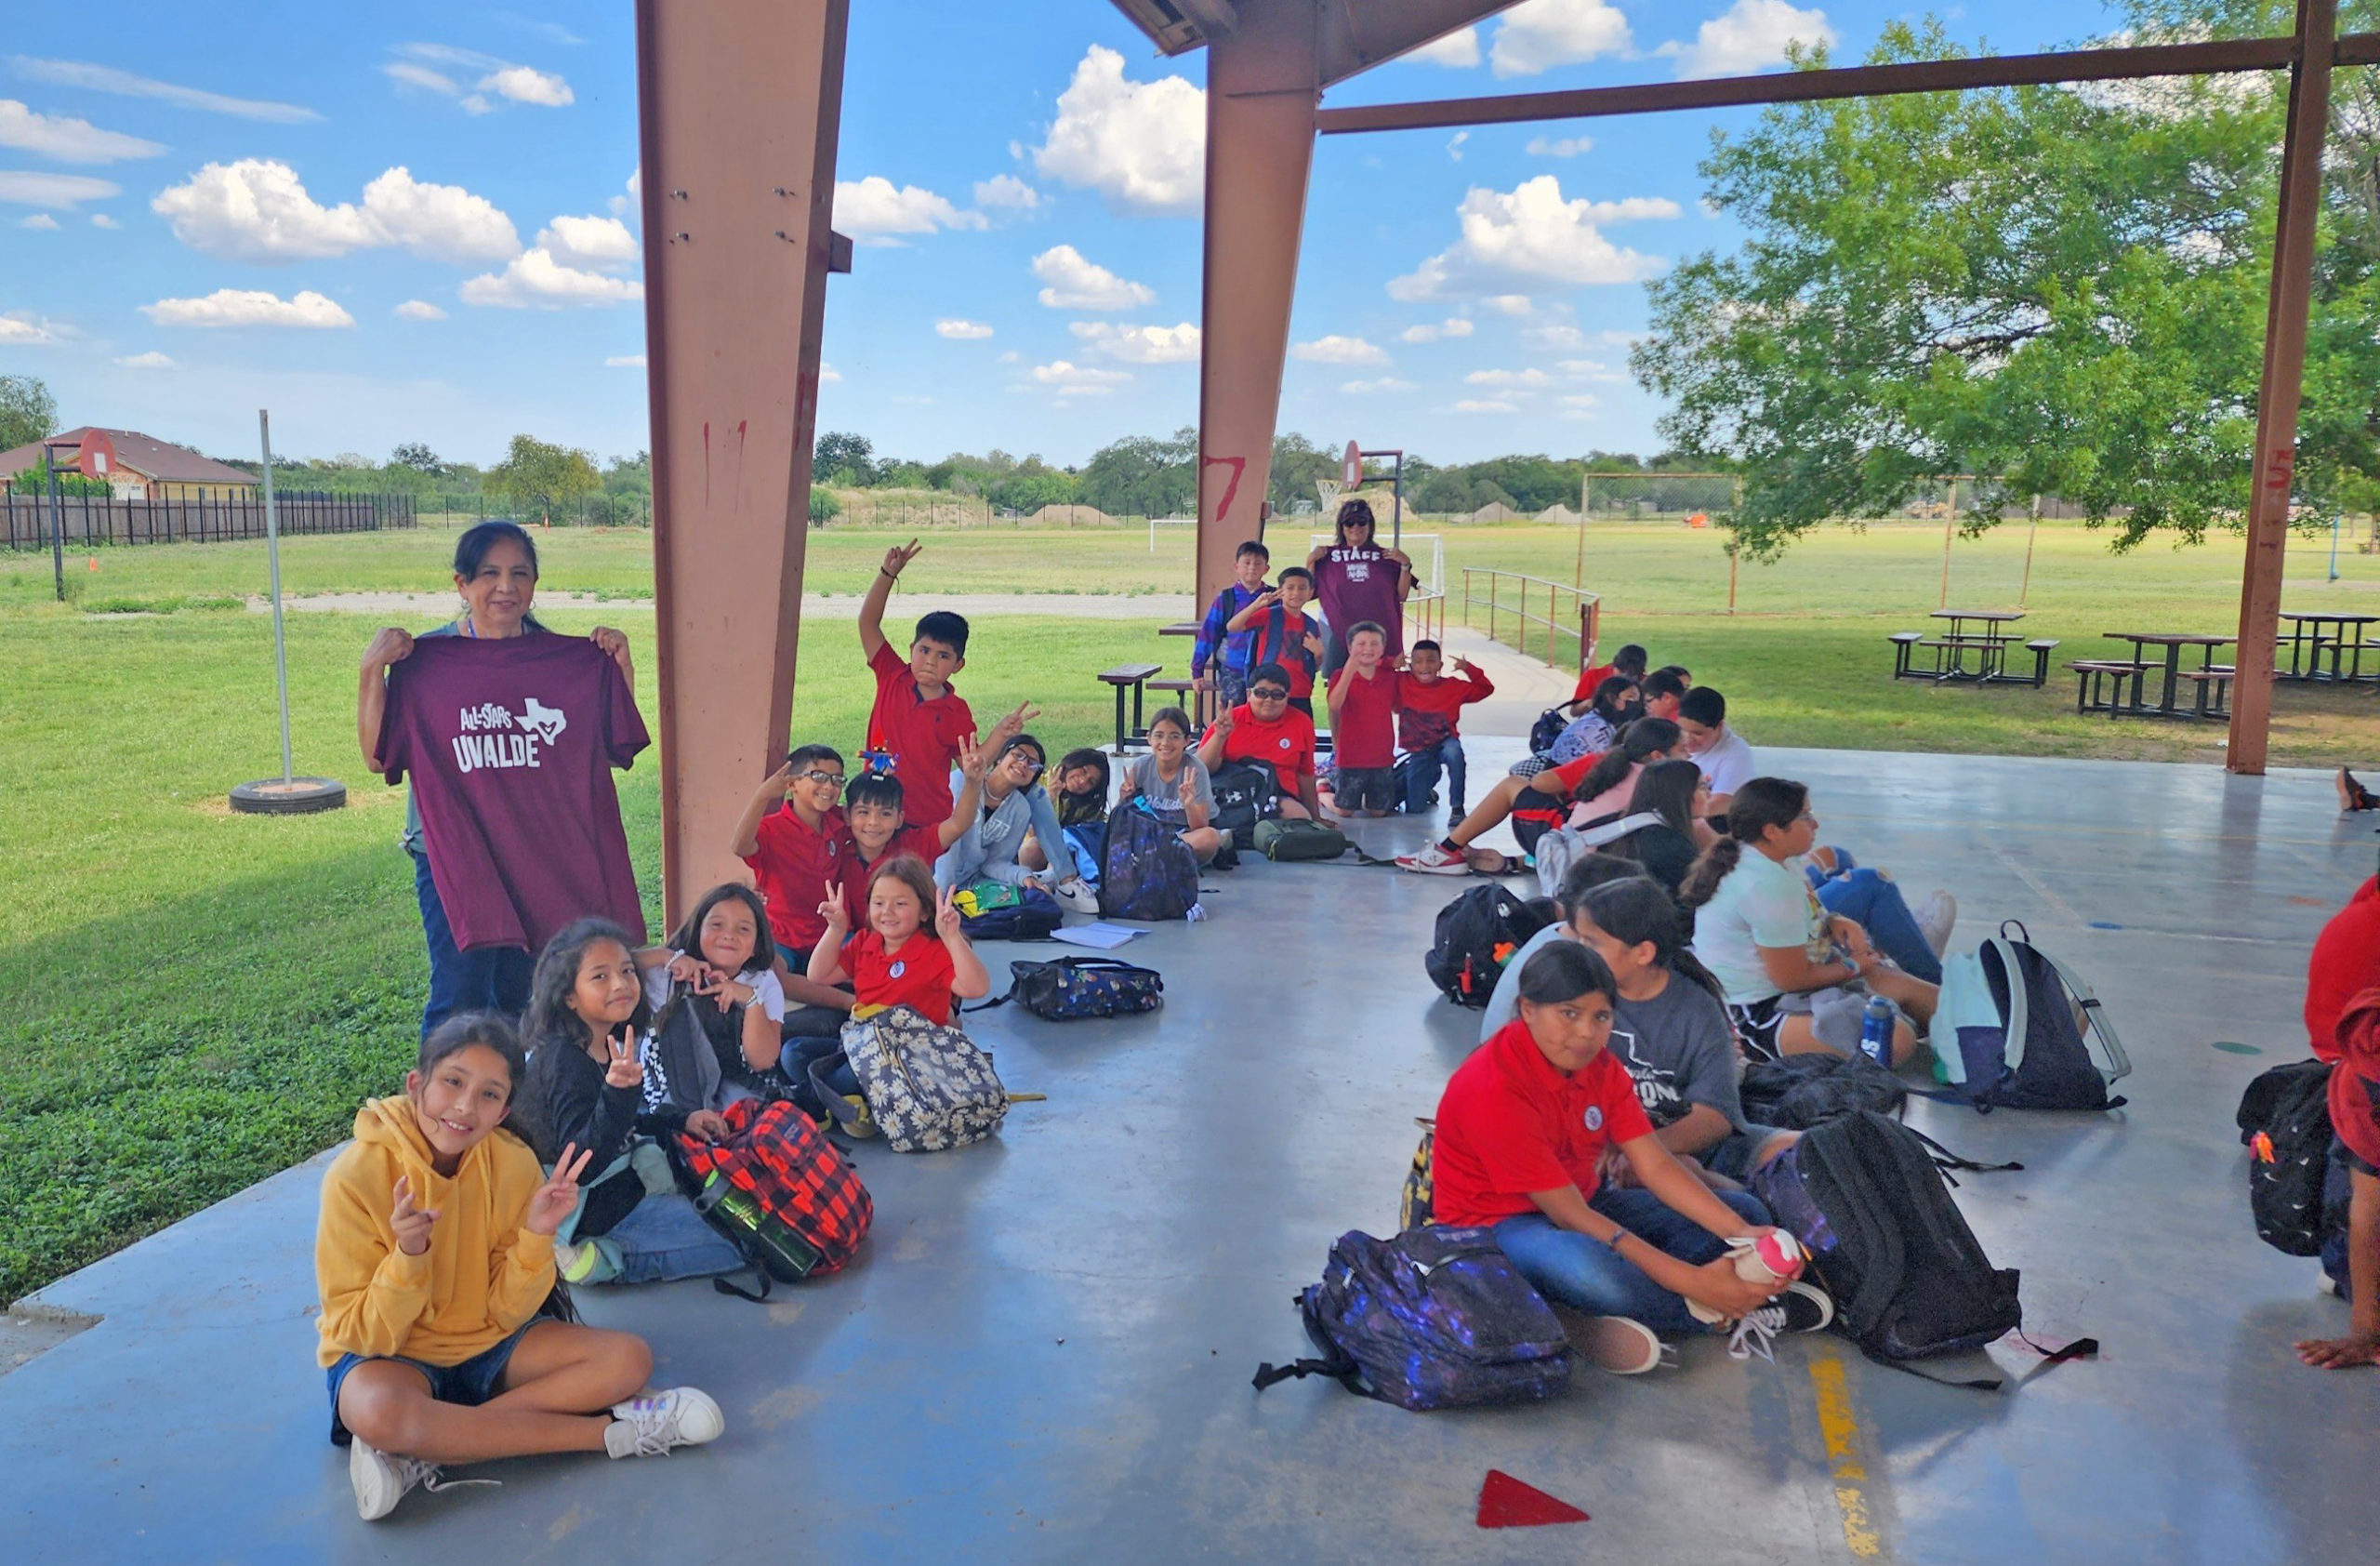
<box><xmin>2095</xmin><ymin>631</ymin><xmax>2235</xmax><ymax>719</ymax></box>
<box><xmin>1886</xmin><ymin>609</ymin><xmax>2057</xmax><ymax>685</ymax></box>
<box><xmin>2278</xmin><ymin>611</ymin><xmax>2380</xmax><ymax>684</ymax></box>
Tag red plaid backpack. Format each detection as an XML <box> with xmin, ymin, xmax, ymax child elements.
<box><xmin>675</xmin><ymin>1096</ymin><xmax>872</xmax><ymax>1299</ymax></box>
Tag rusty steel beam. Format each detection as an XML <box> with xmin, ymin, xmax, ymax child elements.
<box><xmin>1312</xmin><ymin>33</ymin><xmax>2380</xmax><ymax>135</ymax></box>
<box><xmin>637</xmin><ymin>0</ymin><xmax>850</xmax><ymax>925</ymax></box>
<box><xmin>1194</xmin><ymin>0</ymin><xmax>1319</xmax><ymax>610</ymax></box>
<box><xmin>2229</xmin><ymin>0</ymin><xmax>2337</xmax><ymax>775</ymax></box>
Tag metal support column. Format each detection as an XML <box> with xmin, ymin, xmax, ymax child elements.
<box><xmin>637</xmin><ymin>0</ymin><xmax>850</xmax><ymax>922</ymax></box>
<box><xmin>1194</xmin><ymin>0</ymin><xmax>1319</xmax><ymax>608</ymax></box>
<box><xmin>2228</xmin><ymin>0</ymin><xmax>2335</xmax><ymax>774</ymax></box>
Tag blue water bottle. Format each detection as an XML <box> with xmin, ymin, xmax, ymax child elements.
<box><xmin>1859</xmin><ymin>994</ymin><xmax>1895</xmax><ymax>1066</ymax></box>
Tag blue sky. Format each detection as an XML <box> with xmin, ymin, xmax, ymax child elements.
<box><xmin>3</xmin><ymin>1</ymin><xmax>2116</xmax><ymax>470</ymax></box>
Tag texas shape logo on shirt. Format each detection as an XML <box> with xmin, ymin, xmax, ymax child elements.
<box><xmin>452</xmin><ymin>695</ymin><xmax>569</xmax><ymax>773</ymax></box>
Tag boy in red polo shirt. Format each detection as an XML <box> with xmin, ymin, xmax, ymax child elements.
<box><xmin>1197</xmin><ymin>662</ymin><xmax>1324</xmax><ymax>820</ymax></box>
<box><xmin>831</xmin><ymin>763</ymin><xmax>984</xmax><ymax>929</ymax></box>
<box><xmin>1433</xmin><ymin>941</ymin><xmax>1829</xmax><ymax>1372</ymax></box>
<box><xmin>1395</xmin><ymin>639</ymin><xmax>1493</xmax><ymax>817</ymax></box>
<box><xmin>859</xmin><ymin>540</ymin><xmax>977</xmax><ymax>831</ymax></box>
<box><xmin>1326</xmin><ymin>621</ymin><xmax>1400</xmax><ymax>816</ymax></box>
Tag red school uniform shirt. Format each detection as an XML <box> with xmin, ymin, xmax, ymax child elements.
<box><xmin>2307</xmin><ymin>877</ymin><xmax>2380</xmax><ymax>1063</ymax></box>
<box><xmin>379</xmin><ymin>633</ymin><xmax>649</xmax><ymax>952</ymax></box>
<box><xmin>836</xmin><ymin>825</ymin><xmax>947</xmax><ymax>929</ymax></box>
<box><xmin>1571</xmin><ymin>660</ymin><xmax>1619</xmax><ymax>704</ymax></box>
<box><xmin>744</xmin><ymin>803</ymin><xmax>850</xmax><ymax>954</ymax></box>
<box><xmin>1205</xmin><ymin>703</ymin><xmax>1317</xmax><ymax>794</ymax></box>
<box><xmin>1396</xmin><ymin>669</ymin><xmax>1494</xmax><ymax>754</ymax></box>
<box><xmin>842</xmin><ymin>929</ymin><xmax>959</xmax><ymax>1025</ymax></box>
<box><xmin>1430</xmin><ymin>1018</ymin><xmax>1654</xmax><ymax>1228</ymax></box>
<box><xmin>1328</xmin><ymin>664</ymin><xmax>1401</xmax><ymax>770</ymax></box>
<box><xmin>865</xmin><ymin>642</ymin><xmax>975</xmax><ymax>830</ymax></box>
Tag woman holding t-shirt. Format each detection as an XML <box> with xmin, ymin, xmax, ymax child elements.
<box><xmin>1304</xmin><ymin>499</ymin><xmax>1415</xmax><ymax>677</ymax></box>
<box><xmin>358</xmin><ymin>521</ymin><xmax>639</xmax><ymax>1039</ymax></box>
<box><xmin>1677</xmin><ymin>777</ymin><xmax>1935</xmax><ymax>1067</ymax></box>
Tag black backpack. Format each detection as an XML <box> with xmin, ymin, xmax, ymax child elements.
<box><xmin>1752</xmin><ymin>1110</ymin><xmax>2022</xmax><ymax>1367</ymax></box>
<box><xmin>1252</xmin><ymin>1227</ymin><xmax>1572</xmax><ymax>1412</ymax></box>
<box><xmin>1424</xmin><ymin>885</ymin><xmax>1550</xmax><ymax>1008</ymax></box>
<box><xmin>1210</xmin><ymin>761</ymin><xmax>1278</xmax><ymax>850</ymax></box>
<box><xmin>2236</xmin><ymin>1058</ymin><xmax>2335</xmax><ymax>1256</ymax></box>
<box><xmin>1933</xmin><ymin>922</ymin><xmax>2130</xmax><ymax>1112</ymax></box>
<box><xmin>1527</xmin><ymin>705</ymin><xmax>1570</xmax><ymax>756</ymax></box>
<box><xmin>1739</xmin><ymin>1053</ymin><xmax>1909</xmax><ymax>1129</ymax></box>
<box><xmin>1099</xmin><ymin>803</ymin><xmax>1198</xmax><ymax>921</ymax></box>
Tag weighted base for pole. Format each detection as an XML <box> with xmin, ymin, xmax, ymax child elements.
<box><xmin>229</xmin><ymin>777</ymin><xmax>348</xmax><ymax>816</ymax></box>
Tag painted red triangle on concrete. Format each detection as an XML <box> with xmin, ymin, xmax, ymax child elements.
<box><xmin>1476</xmin><ymin>1469</ymin><xmax>1590</xmax><ymax>1529</ymax></box>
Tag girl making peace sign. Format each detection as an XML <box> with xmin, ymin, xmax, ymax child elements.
<box><xmin>809</xmin><ymin>855</ymin><xmax>992</xmax><ymax>1026</ymax></box>
<box><xmin>316</xmin><ymin>1013</ymin><xmax>724</xmax><ymax>1523</ymax></box>
<box><xmin>1120</xmin><ymin>706</ymin><xmax>1225</xmax><ymax>865</ymax></box>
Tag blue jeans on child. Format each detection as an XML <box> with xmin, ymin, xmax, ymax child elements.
<box><xmin>1492</xmin><ymin>1186</ymin><xmax>1770</xmax><ymax>1335</ymax></box>
<box><xmin>414</xmin><ymin>849</ymin><xmax>534</xmax><ymax>1041</ymax></box>
<box><xmin>1398</xmin><ymin>736</ymin><xmax>1469</xmax><ymax>816</ymax></box>
<box><xmin>601</xmin><ymin>1191</ymin><xmax>745</xmax><ymax>1285</ymax></box>
<box><xmin>1806</xmin><ymin>857</ymin><xmax>1940</xmax><ymax>984</ymax></box>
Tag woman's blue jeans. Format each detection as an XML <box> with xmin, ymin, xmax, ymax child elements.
<box><xmin>1493</xmin><ymin>1186</ymin><xmax>1769</xmax><ymax>1334</ymax></box>
<box><xmin>1808</xmin><ymin>855</ymin><xmax>1941</xmax><ymax>983</ymax></box>
<box><xmin>414</xmin><ymin>849</ymin><xmax>533</xmax><ymax>1041</ymax></box>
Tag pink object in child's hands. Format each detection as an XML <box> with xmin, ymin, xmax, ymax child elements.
<box><xmin>1747</xmin><ymin>1230</ymin><xmax>1802</xmax><ymax>1281</ymax></box>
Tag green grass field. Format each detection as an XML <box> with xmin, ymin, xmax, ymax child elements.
<box><xmin>5</xmin><ymin>513</ymin><xmax>2374</xmax><ymax>1299</ymax></box>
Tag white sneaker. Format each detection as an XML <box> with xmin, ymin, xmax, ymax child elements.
<box><xmin>605</xmin><ymin>1387</ymin><xmax>725</xmax><ymax>1458</ymax></box>
<box><xmin>349</xmin><ymin>1438</ymin><xmax>491</xmax><ymax>1520</ymax></box>
<box><xmin>1914</xmin><ymin>891</ymin><xmax>1957</xmax><ymax>956</ymax></box>
<box><xmin>1396</xmin><ymin>842</ymin><xmax>1471</xmax><ymax>876</ymax></box>
<box><xmin>1726</xmin><ymin>1281</ymin><xmax>1835</xmax><ymax>1363</ymax></box>
<box><xmin>1054</xmin><ymin>881</ymin><xmax>1100</xmax><ymax>916</ymax></box>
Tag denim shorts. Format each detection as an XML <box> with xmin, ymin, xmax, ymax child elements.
<box><xmin>325</xmin><ymin>1319</ymin><xmax>535</xmax><ymax>1445</ymax></box>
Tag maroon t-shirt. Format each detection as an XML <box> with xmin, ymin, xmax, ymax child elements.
<box><xmin>1315</xmin><ymin>544</ymin><xmax>1407</xmax><ymax>657</ymax></box>
<box><xmin>380</xmin><ymin>634</ymin><xmax>650</xmax><ymax>952</ymax></box>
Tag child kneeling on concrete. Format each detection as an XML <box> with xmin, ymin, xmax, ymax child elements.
<box><xmin>1430</xmin><ymin>941</ymin><xmax>1831</xmax><ymax>1373</ymax></box>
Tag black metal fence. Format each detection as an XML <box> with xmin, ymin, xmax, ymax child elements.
<box><xmin>1</xmin><ymin>490</ymin><xmax>414</xmax><ymax>550</ymax></box>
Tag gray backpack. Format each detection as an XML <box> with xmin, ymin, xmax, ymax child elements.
<box><xmin>836</xmin><ymin>1005</ymin><xmax>1008</xmax><ymax>1152</ymax></box>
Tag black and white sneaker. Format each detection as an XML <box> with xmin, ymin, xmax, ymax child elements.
<box><xmin>1726</xmin><ymin>1281</ymin><xmax>1834</xmax><ymax>1362</ymax></box>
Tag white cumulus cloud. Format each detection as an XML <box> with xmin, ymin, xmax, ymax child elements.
<box><xmin>114</xmin><ymin>351</ymin><xmax>174</xmax><ymax>368</ymax></box>
<box><xmin>1028</xmin><ymin>359</ymin><xmax>1131</xmax><ymax>397</ymax></box>
<box><xmin>972</xmin><ymin>174</ymin><xmax>1042</xmax><ymax>213</ymax></box>
<box><xmin>1292</xmin><ymin>335</ymin><xmax>1390</xmax><ymax>365</ymax></box>
<box><xmin>90</xmin><ymin>212</ymin><xmax>120</xmax><ymax>228</ymax></box>
<box><xmin>1400</xmin><ymin>318</ymin><xmax>1474</xmax><ymax>343</ymax></box>
<box><xmin>1032</xmin><ymin>45</ymin><xmax>1203</xmax><ymax>216</ymax></box>
<box><xmin>394</xmin><ymin>299</ymin><xmax>447</xmax><ymax>320</ymax></box>
<box><xmin>936</xmin><ymin>318</ymin><xmax>996</xmax><ymax>339</ymax></box>
<box><xmin>1032</xmin><ymin>244</ymin><xmax>1153</xmax><ymax>311</ymax></box>
<box><xmin>0</xmin><ymin>312</ymin><xmax>61</xmax><ymax>342</ymax></box>
<box><xmin>1483</xmin><ymin>294</ymin><xmax>1534</xmax><ymax>314</ymax></box>
<box><xmin>141</xmin><ymin>288</ymin><xmax>355</xmax><ymax>328</ymax></box>
<box><xmin>1524</xmin><ymin>323</ymin><xmax>1586</xmax><ymax>349</ymax></box>
<box><xmin>605</xmin><ymin>354</ymin><xmax>645</xmax><ymax>367</ymax></box>
<box><xmin>1491</xmin><ymin>0</ymin><xmax>1633</xmax><ymax>78</ymax></box>
<box><xmin>9</xmin><ymin>58</ymin><xmax>317</xmax><ymax>123</ymax></box>
<box><xmin>1558</xmin><ymin>356</ymin><xmax>1628</xmax><ymax>380</ymax></box>
<box><xmin>833</xmin><ymin>176</ymin><xmax>985</xmax><ymax>245</ymax></box>
<box><xmin>19</xmin><ymin>212</ymin><xmax>57</xmax><ymax>230</ymax></box>
<box><xmin>1069</xmin><ymin>320</ymin><xmax>1199</xmax><ymax>364</ymax></box>
<box><xmin>460</xmin><ymin>245</ymin><xmax>641</xmax><ymax>309</ymax></box>
<box><xmin>1657</xmin><ymin>0</ymin><xmax>1836</xmax><ymax>79</ymax></box>
<box><xmin>0</xmin><ymin>171</ymin><xmax>117</xmax><ymax>208</ymax></box>
<box><xmin>0</xmin><ymin>100</ymin><xmax>162</xmax><ymax>162</ymax></box>
<box><xmin>1454</xmin><ymin>398</ymin><xmax>1521</xmax><ymax>413</ymax></box>
<box><xmin>1388</xmin><ymin>177</ymin><xmax>1675</xmax><ymax>299</ymax></box>
<box><xmin>151</xmin><ymin>159</ymin><xmax>519</xmax><ymax>263</ymax></box>
<box><xmin>1467</xmin><ymin>367</ymin><xmax>1554</xmax><ymax>388</ymax></box>
<box><xmin>387</xmin><ymin>46</ymin><xmax>572</xmax><ymax>111</ymax></box>
<box><xmin>540</xmin><ymin>213</ymin><xmax>637</xmax><ymax>270</ymax></box>
<box><xmin>1527</xmin><ymin>135</ymin><xmax>1594</xmax><ymax>158</ymax></box>
<box><xmin>1342</xmin><ymin>378</ymin><xmax>1418</xmax><ymax>393</ymax></box>
<box><xmin>479</xmin><ymin>64</ymin><xmax>572</xmax><ymax>106</ymax></box>
<box><xmin>1409</xmin><ymin>28</ymin><xmax>1482</xmax><ymax>67</ymax></box>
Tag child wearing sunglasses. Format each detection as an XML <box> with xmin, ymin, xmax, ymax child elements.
<box><xmin>1197</xmin><ymin>662</ymin><xmax>1324</xmax><ymax>821</ymax></box>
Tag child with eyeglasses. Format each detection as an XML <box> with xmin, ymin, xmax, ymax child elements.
<box><xmin>933</xmin><ymin>731</ymin><xmax>1098</xmax><ymax>913</ymax></box>
<box><xmin>1196</xmin><ymin>662</ymin><xmax>1323</xmax><ymax>821</ymax></box>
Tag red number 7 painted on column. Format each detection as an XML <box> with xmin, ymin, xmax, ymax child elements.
<box><xmin>1201</xmin><ymin>455</ymin><xmax>1245</xmax><ymax>523</ymax></box>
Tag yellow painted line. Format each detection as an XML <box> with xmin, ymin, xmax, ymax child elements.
<box><xmin>1808</xmin><ymin>1347</ymin><xmax>1884</xmax><ymax>1559</ymax></box>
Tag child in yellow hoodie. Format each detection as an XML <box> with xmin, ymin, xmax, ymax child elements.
<box><xmin>317</xmin><ymin>1013</ymin><xmax>725</xmax><ymax>1521</ymax></box>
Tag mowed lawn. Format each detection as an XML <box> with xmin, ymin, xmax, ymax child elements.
<box><xmin>6</xmin><ymin>513</ymin><xmax>2377</xmax><ymax>1298</ymax></box>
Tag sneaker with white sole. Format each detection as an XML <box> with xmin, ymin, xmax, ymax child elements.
<box><xmin>604</xmin><ymin>1387</ymin><xmax>725</xmax><ymax>1459</ymax></box>
<box><xmin>1395</xmin><ymin>842</ymin><xmax>1471</xmax><ymax>876</ymax></box>
<box><xmin>1565</xmin><ymin>1313</ymin><xmax>1666</xmax><ymax>1374</ymax></box>
<box><xmin>1054</xmin><ymin>881</ymin><xmax>1101</xmax><ymax>917</ymax></box>
<box><xmin>1724</xmin><ymin>1281</ymin><xmax>1835</xmax><ymax>1363</ymax></box>
<box><xmin>1914</xmin><ymin>890</ymin><xmax>1957</xmax><ymax>957</ymax></box>
<box><xmin>349</xmin><ymin>1438</ymin><xmax>493</xmax><ymax>1520</ymax></box>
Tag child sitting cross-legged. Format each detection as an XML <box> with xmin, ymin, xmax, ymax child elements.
<box><xmin>1432</xmin><ymin>941</ymin><xmax>1831</xmax><ymax>1374</ymax></box>
<box><xmin>935</xmin><ymin>729</ymin><xmax>1098</xmax><ymax>914</ymax></box>
<box><xmin>810</xmin><ymin>855</ymin><xmax>991</xmax><ymax>1025</ymax></box>
<box><xmin>317</xmin><ymin>1012</ymin><xmax>723</xmax><ymax>1523</ymax></box>
<box><xmin>518</xmin><ymin>917</ymin><xmax>747</xmax><ymax>1288</ymax></box>
<box><xmin>1121</xmin><ymin>705</ymin><xmax>1225</xmax><ymax>864</ymax></box>
<box><xmin>1197</xmin><ymin>663</ymin><xmax>1325</xmax><ymax>820</ymax></box>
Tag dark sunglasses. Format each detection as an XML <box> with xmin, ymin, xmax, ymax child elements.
<box><xmin>1250</xmin><ymin>686</ymin><xmax>1290</xmax><ymax>700</ymax></box>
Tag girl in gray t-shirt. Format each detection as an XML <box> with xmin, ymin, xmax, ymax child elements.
<box><xmin>1121</xmin><ymin>707</ymin><xmax>1224</xmax><ymax>865</ymax></box>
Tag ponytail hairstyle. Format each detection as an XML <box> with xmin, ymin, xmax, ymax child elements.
<box><xmin>1572</xmin><ymin>717</ymin><xmax>1683</xmax><ymax>804</ymax></box>
<box><xmin>1588</xmin><ymin>674</ymin><xmax>1641</xmax><ymax>725</ymax></box>
<box><xmin>1574</xmin><ymin>876</ymin><xmax>1729</xmax><ymax>1007</ymax></box>
<box><xmin>1514</xmin><ymin>939</ymin><xmax>1620</xmax><ymax>1010</ymax></box>
<box><xmin>1677</xmin><ymin>776</ymin><xmax>1809</xmax><ymax>909</ymax></box>
<box><xmin>1621</xmin><ymin>758</ymin><xmax>1703</xmax><ymax>838</ymax></box>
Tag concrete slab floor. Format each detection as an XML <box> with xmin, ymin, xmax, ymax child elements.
<box><xmin>6</xmin><ymin>742</ymin><xmax>2377</xmax><ymax>1564</ymax></box>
